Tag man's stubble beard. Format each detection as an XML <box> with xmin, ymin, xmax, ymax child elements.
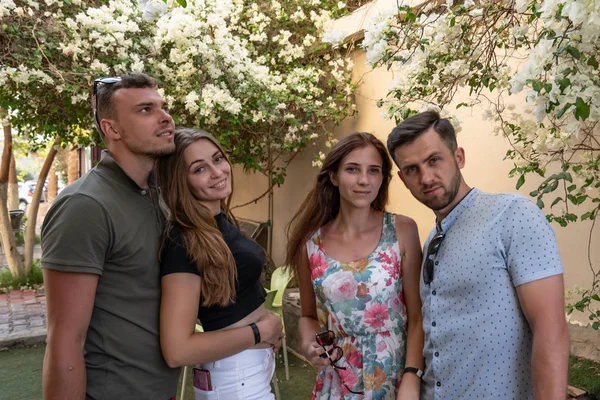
<box><xmin>419</xmin><ymin>163</ymin><xmax>462</xmax><ymax>212</ymax></box>
<box><xmin>122</xmin><ymin>131</ymin><xmax>176</xmax><ymax>159</ymax></box>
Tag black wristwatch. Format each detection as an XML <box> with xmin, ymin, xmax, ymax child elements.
<box><xmin>404</xmin><ymin>367</ymin><xmax>424</xmax><ymax>379</ymax></box>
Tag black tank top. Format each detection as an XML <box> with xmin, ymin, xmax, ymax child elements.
<box><xmin>160</xmin><ymin>212</ymin><xmax>267</xmax><ymax>331</ymax></box>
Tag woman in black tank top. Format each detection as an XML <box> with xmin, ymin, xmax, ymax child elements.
<box><xmin>156</xmin><ymin>127</ymin><xmax>283</xmax><ymax>400</ymax></box>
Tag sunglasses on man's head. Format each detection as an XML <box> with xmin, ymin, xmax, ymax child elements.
<box><xmin>315</xmin><ymin>330</ymin><xmax>364</xmax><ymax>395</ymax></box>
<box><xmin>423</xmin><ymin>229</ymin><xmax>446</xmax><ymax>285</ymax></box>
<box><xmin>93</xmin><ymin>76</ymin><xmax>122</xmax><ymax>132</ymax></box>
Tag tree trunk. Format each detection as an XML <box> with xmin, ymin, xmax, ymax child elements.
<box><xmin>8</xmin><ymin>153</ymin><xmax>19</xmax><ymax>210</ymax></box>
<box><xmin>67</xmin><ymin>145</ymin><xmax>79</xmax><ymax>184</ymax></box>
<box><xmin>0</xmin><ymin>116</ymin><xmax>25</xmax><ymax>278</ymax></box>
<box><xmin>48</xmin><ymin>163</ymin><xmax>58</xmax><ymax>203</ymax></box>
<box><xmin>24</xmin><ymin>136</ymin><xmax>61</xmax><ymax>270</ymax></box>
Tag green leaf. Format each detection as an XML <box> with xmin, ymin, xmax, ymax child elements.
<box><xmin>587</xmin><ymin>56</ymin><xmax>599</xmax><ymax>69</ymax></box>
<box><xmin>574</xmin><ymin>97</ymin><xmax>590</xmax><ymax>121</ymax></box>
<box><xmin>550</xmin><ymin>197</ymin><xmax>562</xmax><ymax>208</ymax></box>
<box><xmin>450</xmin><ymin>17</ymin><xmax>456</xmax><ymax>27</ymax></box>
<box><xmin>565</xmin><ymin>213</ymin><xmax>578</xmax><ymax>222</ymax></box>
<box><xmin>528</xmin><ymin>79</ymin><xmax>544</xmax><ymax>93</ymax></box>
<box><xmin>529</xmin><ymin>190</ymin><xmax>539</xmax><ymax>197</ymax></box>
<box><xmin>516</xmin><ymin>174</ymin><xmax>525</xmax><ymax>190</ymax></box>
<box><xmin>556</xmin><ymin>77</ymin><xmax>571</xmax><ymax>91</ymax></box>
<box><xmin>176</xmin><ymin>0</ymin><xmax>187</xmax><ymax>7</ymax></box>
<box><xmin>594</xmin><ymin>322</ymin><xmax>600</xmax><ymax>330</ymax></box>
<box><xmin>555</xmin><ymin>103</ymin><xmax>571</xmax><ymax>119</ymax></box>
<box><xmin>582</xmin><ymin>212</ymin><xmax>595</xmax><ymax>221</ymax></box>
<box><xmin>554</xmin><ymin>216</ymin><xmax>567</xmax><ymax>226</ymax></box>
<box><xmin>567</xmin><ymin>184</ymin><xmax>577</xmax><ymax>192</ymax></box>
<box><xmin>592</xmin><ymin>294</ymin><xmax>600</xmax><ymax>302</ymax></box>
<box><xmin>562</xmin><ymin>172</ymin><xmax>573</xmax><ymax>183</ymax></box>
<box><xmin>536</xmin><ymin>198</ymin><xmax>545</xmax><ymax>209</ymax></box>
<box><xmin>567</xmin><ymin>194</ymin><xmax>578</xmax><ymax>204</ymax></box>
<box><xmin>543</xmin><ymin>179</ymin><xmax>559</xmax><ymax>193</ymax></box>
<box><xmin>565</xmin><ymin>46</ymin><xmax>582</xmax><ymax>59</ymax></box>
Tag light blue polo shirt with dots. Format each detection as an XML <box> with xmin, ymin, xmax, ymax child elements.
<box><xmin>420</xmin><ymin>188</ymin><xmax>563</xmax><ymax>400</ymax></box>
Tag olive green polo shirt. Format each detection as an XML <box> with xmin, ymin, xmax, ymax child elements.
<box><xmin>41</xmin><ymin>151</ymin><xmax>180</xmax><ymax>400</ymax></box>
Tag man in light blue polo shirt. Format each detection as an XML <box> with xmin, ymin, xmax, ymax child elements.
<box><xmin>387</xmin><ymin>111</ymin><xmax>569</xmax><ymax>400</ymax></box>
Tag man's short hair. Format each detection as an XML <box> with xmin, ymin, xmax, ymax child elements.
<box><xmin>387</xmin><ymin>111</ymin><xmax>457</xmax><ymax>163</ymax></box>
<box><xmin>94</xmin><ymin>72</ymin><xmax>157</xmax><ymax>137</ymax></box>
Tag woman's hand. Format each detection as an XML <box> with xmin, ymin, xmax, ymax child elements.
<box><xmin>256</xmin><ymin>311</ymin><xmax>284</xmax><ymax>349</ymax></box>
<box><xmin>396</xmin><ymin>372</ymin><xmax>421</xmax><ymax>400</ymax></box>
<box><xmin>304</xmin><ymin>339</ymin><xmax>336</xmax><ymax>370</ymax></box>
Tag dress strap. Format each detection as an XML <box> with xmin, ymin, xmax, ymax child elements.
<box><xmin>382</xmin><ymin>212</ymin><xmax>402</xmax><ymax>263</ymax></box>
<box><xmin>383</xmin><ymin>211</ymin><xmax>397</xmax><ymax>235</ymax></box>
<box><xmin>305</xmin><ymin>229</ymin><xmax>321</xmax><ymax>257</ymax></box>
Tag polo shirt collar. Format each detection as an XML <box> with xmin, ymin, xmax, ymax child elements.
<box><xmin>437</xmin><ymin>188</ymin><xmax>480</xmax><ymax>233</ymax></box>
<box><xmin>97</xmin><ymin>150</ymin><xmax>156</xmax><ymax>194</ymax></box>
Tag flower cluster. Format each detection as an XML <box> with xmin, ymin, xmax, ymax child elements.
<box><xmin>361</xmin><ymin>0</ymin><xmax>598</xmax><ymax>222</ymax></box>
<box><xmin>360</xmin><ymin>0</ymin><xmax>600</xmax><ymax>326</ymax></box>
<box><xmin>0</xmin><ymin>0</ymin><xmax>356</xmax><ymax>182</ymax></box>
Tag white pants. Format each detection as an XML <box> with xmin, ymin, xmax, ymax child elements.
<box><xmin>193</xmin><ymin>348</ymin><xmax>276</xmax><ymax>400</ymax></box>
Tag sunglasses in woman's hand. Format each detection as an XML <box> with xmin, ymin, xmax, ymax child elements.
<box><xmin>315</xmin><ymin>330</ymin><xmax>364</xmax><ymax>395</ymax></box>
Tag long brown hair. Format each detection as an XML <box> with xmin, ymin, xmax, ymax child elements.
<box><xmin>285</xmin><ymin>132</ymin><xmax>392</xmax><ymax>280</ymax></box>
<box><xmin>157</xmin><ymin>127</ymin><xmax>237</xmax><ymax>307</ymax></box>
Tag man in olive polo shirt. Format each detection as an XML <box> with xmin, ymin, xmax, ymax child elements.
<box><xmin>41</xmin><ymin>73</ymin><xmax>180</xmax><ymax>399</ymax></box>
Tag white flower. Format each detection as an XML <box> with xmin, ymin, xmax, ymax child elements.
<box><xmin>469</xmin><ymin>8</ymin><xmax>483</xmax><ymax>18</ymax></box>
<box><xmin>137</xmin><ymin>0</ymin><xmax>168</xmax><ymax>22</ymax></box>
<box><xmin>61</xmin><ymin>44</ymin><xmax>76</xmax><ymax>56</ymax></box>
<box><xmin>515</xmin><ymin>0</ymin><xmax>529</xmax><ymax>13</ymax></box>
<box><xmin>322</xmin><ymin>29</ymin><xmax>348</xmax><ymax>47</ymax></box>
<box><xmin>337</xmin><ymin>1</ymin><xmax>346</xmax><ymax>9</ymax></box>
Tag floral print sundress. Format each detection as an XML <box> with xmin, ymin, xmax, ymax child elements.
<box><xmin>307</xmin><ymin>212</ymin><xmax>408</xmax><ymax>400</ymax></box>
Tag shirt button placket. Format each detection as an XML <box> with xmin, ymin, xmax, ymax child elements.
<box><xmin>429</xmin><ymin>256</ymin><xmax>440</xmax><ymax>398</ymax></box>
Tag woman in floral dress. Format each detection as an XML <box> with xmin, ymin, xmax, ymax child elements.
<box><xmin>286</xmin><ymin>132</ymin><xmax>424</xmax><ymax>399</ymax></box>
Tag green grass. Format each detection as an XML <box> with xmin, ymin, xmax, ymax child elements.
<box><xmin>8</xmin><ymin>345</ymin><xmax>600</xmax><ymax>398</ymax></box>
<box><xmin>0</xmin><ymin>345</ymin><xmax>316</xmax><ymax>400</ymax></box>
<box><xmin>0</xmin><ymin>343</ymin><xmax>45</xmax><ymax>400</ymax></box>
<box><xmin>570</xmin><ymin>355</ymin><xmax>600</xmax><ymax>395</ymax></box>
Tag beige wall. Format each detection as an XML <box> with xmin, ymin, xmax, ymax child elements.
<box><xmin>230</xmin><ymin>12</ymin><xmax>599</xmax><ymax>325</ymax></box>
